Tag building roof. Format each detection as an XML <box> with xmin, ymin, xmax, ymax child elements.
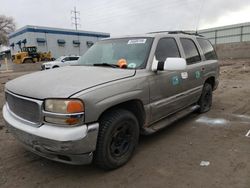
<box><xmin>8</xmin><ymin>25</ymin><xmax>110</xmax><ymax>39</ymax></box>
<box><xmin>0</xmin><ymin>46</ymin><xmax>11</xmax><ymax>53</ymax></box>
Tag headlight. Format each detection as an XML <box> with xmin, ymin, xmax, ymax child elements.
<box><xmin>44</xmin><ymin>99</ymin><xmax>84</xmax><ymax>126</ymax></box>
<box><xmin>45</xmin><ymin>99</ymin><xmax>84</xmax><ymax>113</ymax></box>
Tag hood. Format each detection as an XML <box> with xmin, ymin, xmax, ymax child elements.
<box><xmin>6</xmin><ymin>66</ymin><xmax>136</xmax><ymax>99</ymax></box>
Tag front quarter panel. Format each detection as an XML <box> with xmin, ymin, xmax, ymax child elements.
<box><xmin>71</xmin><ymin>72</ymin><xmax>150</xmax><ymax>124</ymax></box>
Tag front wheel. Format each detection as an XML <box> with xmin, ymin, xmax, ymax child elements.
<box><xmin>198</xmin><ymin>83</ymin><xmax>213</xmax><ymax>113</ymax></box>
<box><xmin>23</xmin><ymin>59</ymin><xmax>33</xmax><ymax>64</ymax></box>
<box><xmin>94</xmin><ymin>109</ymin><xmax>139</xmax><ymax>170</ymax></box>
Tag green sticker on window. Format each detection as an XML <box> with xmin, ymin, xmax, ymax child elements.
<box><xmin>172</xmin><ymin>76</ymin><xmax>180</xmax><ymax>86</ymax></box>
<box><xmin>195</xmin><ymin>71</ymin><xmax>201</xmax><ymax>79</ymax></box>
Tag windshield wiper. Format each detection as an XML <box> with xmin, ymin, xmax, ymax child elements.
<box><xmin>93</xmin><ymin>63</ymin><xmax>119</xmax><ymax>68</ymax></box>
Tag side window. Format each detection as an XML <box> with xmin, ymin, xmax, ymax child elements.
<box><xmin>63</xmin><ymin>57</ymin><xmax>70</xmax><ymax>62</ymax></box>
<box><xmin>69</xmin><ymin>57</ymin><xmax>79</xmax><ymax>61</ymax></box>
<box><xmin>197</xmin><ymin>38</ymin><xmax>217</xmax><ymax>60</ymax></box>
<box><xmin>155</xmin><ymin>38</ymin><xmax>180</xmax><ymax>62</ymax></box>
<box><xmin>180</xmin><ymin>38</ymin><xmax>201</xmax><ymax>65</ymax></box>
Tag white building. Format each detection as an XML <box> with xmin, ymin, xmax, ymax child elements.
<box><xmin>0</xmin><ymin>45</ymin><xmax>11</xmax><ymax>60</ymax></box>
<box><xmin>8</xmin><ymin>25</ymin><xmax>110</xmax><ymax>58</ymax></box>
<box><xmin>199</xmin><ymin>22</ymin><xmax>250</xmax><ymax>45</ymax></box>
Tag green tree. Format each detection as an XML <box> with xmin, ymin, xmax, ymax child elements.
<box><xmin>0</xmin><ymin>15</ymin><xmax>16</xmax><ymax>45</ymax></box>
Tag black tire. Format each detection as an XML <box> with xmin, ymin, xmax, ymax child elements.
<box><xmin>94</xmin><ymin>109</ymin><xmax>139</xmax><ymax>170</ymax></box>
<box><xmin>198</xmin><ymin>83</ymin><xmax>213</xmax><ymax>113</ymax></box>
<box><xmin>23</xmin><ymin>59</ymin><xmax>33</xmax><ymax>64</ymax></box>
<box><xmin>52</xmin><ymin>65</ymin><xmax>59</xmax><ymax>68</ymax></box>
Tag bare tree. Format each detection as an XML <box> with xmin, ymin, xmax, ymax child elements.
<box><xmin>0</xmin><ymin>15</ymin><xmax>16</xmax><ymax>45</ymax></box>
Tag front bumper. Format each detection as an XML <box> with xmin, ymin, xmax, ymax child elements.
<box><xmin>3</xmin><ymin>105</ymin><xmax>99</xmax><ymax>165</ymax></box>
<box><xmin>41</xmin><ymin>65</ymin><xmax>51</xmax><ymax>70</ymax></box>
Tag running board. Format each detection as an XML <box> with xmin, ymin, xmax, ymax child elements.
<box><xmin>142</xmin><ymin>105</ymin><xmax>200</xmax><ymax>135</ymax></box>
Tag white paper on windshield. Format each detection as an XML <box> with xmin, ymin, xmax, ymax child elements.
<box><xmin>128</xmin><ymin>39</ymin><xmax>147</xmax><ymax>44</ymax></box>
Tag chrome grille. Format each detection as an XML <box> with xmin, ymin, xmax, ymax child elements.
<box><xmin>6</xmin><ymin>92</ymin><xmax>41</xmax><ymax>124</ymax></box>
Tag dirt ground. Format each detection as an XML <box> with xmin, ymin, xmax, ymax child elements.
<box><xmin>0</xmin><ymin>60</ymin><xmax>250</xmax><ymax>188</ymax></box>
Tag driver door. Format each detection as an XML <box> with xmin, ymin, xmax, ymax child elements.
<box><xmin>149</xmin><ymin>37</ymin><xmax>186</xmax><ymax>123</ymax></box>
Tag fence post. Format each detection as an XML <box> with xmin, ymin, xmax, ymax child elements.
<box><xmin>240</xmin><ymin>26</ymin><xmax>243</xmax><ymax>42</ymax></box>
<box><xmin>215</xmin><ymin>30</ymin><xmax>218</xmax><ymax>45</ymax></box>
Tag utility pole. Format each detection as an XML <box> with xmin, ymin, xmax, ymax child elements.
<box><xmin>71</xmin><ymin>7</ymin><xmax>81</xmax><ymax>30</ymax></box>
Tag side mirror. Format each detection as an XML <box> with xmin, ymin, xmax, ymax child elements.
<box><xmin>152</xmin><ymin>57</ymin><xmax>187</xmax><ymax>71</ymax></box>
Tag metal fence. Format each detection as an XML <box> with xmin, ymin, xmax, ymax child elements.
<box><xmin>199</xmin><ymin>22</ymin><xmax>250</xmax><ymax>45</ymax></box>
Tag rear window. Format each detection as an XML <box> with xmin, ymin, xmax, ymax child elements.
<box><xmin>180</xmin><ymin>38</ymin><xmax>201</xmax><ymax>65</ymax></box>
<box><xmin>197</xmin><ymin>38</ymin><xmax>217</xmax><ymax>60</ymax></box>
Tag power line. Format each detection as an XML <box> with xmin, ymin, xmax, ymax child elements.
<box><xmin>71</xmin><ymin>6</ymin><xmax>81</xmax><ymax>30</ymax></box>
<box><xmin>86</xmin><ymin>0</ymin><xmax>196</xmax><ymax>25</ymax></box>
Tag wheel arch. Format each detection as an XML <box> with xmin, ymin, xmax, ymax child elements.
<box><xmin>52</xmin><ymin>65</ymin><xmax>60</xmax><ymax>68</ymax></box>
<box><xmin>204</xmin><ymin>76</ymin><xmax>215</xmax><ymax>90</ymax></box>
<box><xmin>98</xmin><ymin>99</ymin><xmax>146</xmax><ymax>129</ymax></box>
<box><xmin>22</xmin><ymin>57</ymin><xmax>33</xmax><ymax>63</ymax></box>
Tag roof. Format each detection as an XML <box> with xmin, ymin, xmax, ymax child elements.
<box><xmin>8</xmin><ymin>25</ymin><xmax>110</xmax><ymax>39</ymax></box>
<box><xmin>107</xmin><ymin>31</ymin><xmax>204</xmax><ymax>40</ymax></box>
<box><xmin>0</xmin><ymin>46</ymin><xmax>11</xmax><ymax>53</ymax></box>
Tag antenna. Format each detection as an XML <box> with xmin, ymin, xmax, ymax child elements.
<box><xmin>195</xmin><ymin>0</ymin><xmax>205</xmax><ymax>34</ymax></box>
<box><xmin>71</xmin><ymin>6</ymin><xmax>81</xmax><ymax>30</ymax></box>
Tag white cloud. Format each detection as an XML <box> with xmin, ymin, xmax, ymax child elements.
<box><xmin>200</xmin><ymin>4</ymin><xmax>250</xmax><ymax>29</ymax></box>
<box><xmin>0</xmin><ymin>0</ymin><xmax>250</xmax><ymax>35</ymax></box>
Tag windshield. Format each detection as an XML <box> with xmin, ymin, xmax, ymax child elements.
<box><xmin>55</xmin><ymin>56</ymin><xmax>65</xmax><ymax>61</ymax></box>
<box><xmin>22</xmin><ymin>47</ymin><xmax>37</xmax><ymax>53</ymax></box>
<box><xmin>77</xmin><ymin>38</ymin><xmax>153</xmax><ymax>69</ymax></box>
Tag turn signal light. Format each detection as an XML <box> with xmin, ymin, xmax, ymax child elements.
<box><xmin>67</xmin><ymin>101</ymin><xmax>84</xmax><ymax>113</ymax></box>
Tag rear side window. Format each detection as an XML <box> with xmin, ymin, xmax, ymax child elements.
<box><xmin>180</xmin><ymin>38</ymin><xmax>201</xmax><ymax>65</ymax></box>
<box><xmin>155</xmin><ymin>38</ymin><xmax>180</xmax><ymax>62</ymax></box>
<box><xmin>197</xmin><ymin>38</ymin><xmax>217</xmax><ymax>60</ymax></box>
<box><xmin>69</xmin><ymin>57</ymin><xmax>79</xmax><ymax>61</ymax></box>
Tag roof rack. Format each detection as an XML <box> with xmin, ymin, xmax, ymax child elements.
<box><xmin>147</xmin><ymin>30</ymin><xmax>204</xmax><ymax>37</ymax></box>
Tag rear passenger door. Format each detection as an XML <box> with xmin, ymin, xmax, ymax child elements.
<box><xmin>179</xmin><ymin>38</ymin><xmax>204</xmax><ymax>107</ymax></box>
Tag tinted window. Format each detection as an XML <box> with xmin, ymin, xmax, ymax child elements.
<box><xmin>69</xmin><ymin>57</ymin><xmax>79</xmax><ymax>61</ymax></box>
<box><xmin>180</xmin><ymin>38</ymin><xmax>201</xmax><ymax>64</ymax></box>
<box><xmin>63</xmin><ymin>57</ymin><xmax>70</xmax><ymax>61</ymax></box>
<box><xmin>197</xmin><ymin>38</ymin><xmax>217</xmax><ymax>60</ymax></box>
<box><xmin>155</xmin><ymin>38</ymin><xmax>180</xmax><ymax>62</ymax></box>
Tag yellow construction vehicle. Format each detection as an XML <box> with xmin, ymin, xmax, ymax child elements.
<box><xmin>39</xmin><ymin>51</ymin><xmax>52</xmax><ymax>61</ymax></box>
<box><xmin>12</xmin><ymin>46</ymin><xmax>53</xmax><ymax>64</ymax></box>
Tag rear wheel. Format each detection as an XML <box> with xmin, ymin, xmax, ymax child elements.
<box><xmin>94</xmin><ymin>109</ymin><xmax>139</xmax><ymax>170</ymax></box>
<box><xmin>52</xmin><ymin>65</ymin><xmax>59</xmax><ymax>68</ymax></box>
<box><xmin>198</xmin><ymin>83</ymin><xmax>213</xmax><ymax>113</ymax></box>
